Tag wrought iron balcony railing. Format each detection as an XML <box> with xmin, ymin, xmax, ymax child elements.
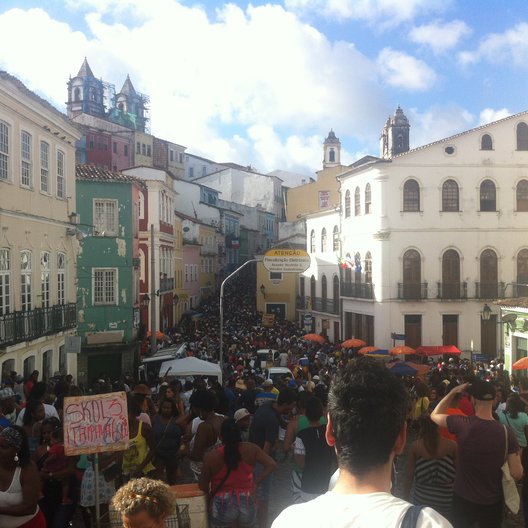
<box><xmin>311</xmin><ymin>297</ymin><xmax>340</xmax><ymax>315</ymax></box>
<box><xmin>159</xmin><ymin>277</ymin><xmax>175</xmax><ymax>293</ymax></box>
<box><xmin>437</xmin><ymin>281</ymin><xmax>468</xmax><ymax>299</ymax></box>
<box><xmin>398</xmin><ymin>282</ymin><xmax>428</xmax><ymax>300</ymax></box>
<box><xmin>341</xmin><ymin>282</ymin><xmax>375</xmax><ymax>299</ymax></box>
<box><xmin>0</xmin><ymin>303</ymin><xmax>77</xmax><ymax>348</ymax></box>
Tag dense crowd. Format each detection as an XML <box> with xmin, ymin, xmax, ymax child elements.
<box><xmin>0</xmin><ymin>275</ymin><xmax>527</xmax><ymax>528</ymax></box>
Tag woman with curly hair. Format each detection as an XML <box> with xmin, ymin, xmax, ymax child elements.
<box><xmin>112</xmin><ymin>477</ymin><xmax>175</xmax><ymax>528</ymax></box>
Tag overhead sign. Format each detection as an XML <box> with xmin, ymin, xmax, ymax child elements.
<box><xmin>303</xmin><ymin>313</ymin><xmax>313</xmax><ymax>325</ymax></box>
<box><xmin>64</xmin><ymin>335</ymin><xmax>81</xmax><ymax>354</ymax></box>
<box><xmin>63</xmin><ymin>391</ymin><xmax>129</xmax><ymax>456</ymax></box>
<box><xmin>263</xmin><ymin>249</ymin><xmax>311</xmax><ymax>273</ymax></box>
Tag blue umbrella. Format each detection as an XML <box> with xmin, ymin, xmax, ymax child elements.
<box><xmin>390</xmin><ymin>362</ymin><xmax>417</xmax><ymax>376</ymax></box>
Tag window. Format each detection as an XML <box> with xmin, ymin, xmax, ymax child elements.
<box><xmin>113</xmin><ymin>142</ymin><xmax>117</xmax><ymax>154</ymax></box>
<box><xmin>329</xmin><ymin>148</ymin><xmax>335</xmax><ymax>163</ymax></box>
<box><xmin>147</xmin><ymin>145</ymin><xmax>151</xmax><ymax>157</ymax></box>
<box><xmin>310</xmin><ymin>275</ymin><xmax>316</xmax><ymax>301</ymax></box>
<box><xmin>57</xmin><ymin>252</ymin><xmax>66</xmax><ymax>305</ymax></box>
<box><xmin>21</xmin><ymin>131</ymin><xmax>32</xmax><ymax>187</ymax></box>
<box><xmin>322</xmin><ymin>274</ymin><xmax>328</xmax><ymax>301</ymax></box>
<box><xmin>442</xmin><ymin>179</ymin><xmax>459</xmax><ymax>212</ymax></box>
<box><xmin>517</xmin><ymin>123</ymin><xmax>528</xmax><ymax>150</ymax></box>
<box><xmin>0</xmin><ymin>249</ymin><xmax>11</xmax><ymax>315</ymax></box>
<box><xmin>321</xmin><ymin>228</ymin><xmax>327</xmax><ymax>252</ymax></box>
<box><xmin>93</xmin><ymin>269</ymin><xmax>117</xmax><ymax>305</ymax></box>
<box><xmin>403</xmin><ymin>179</ymin><xmax>420</xmax><ymax>211</ymax></box>
<box><xmin>94</xmin><ymin>200</ymin><xmax>118</xmax><ymax>236</ymax></box>
<box><xmin>354</xmin><ymin>187</ymin><xmax>360</xmax><ymax>216</ymax></box>
<box><xmin>333</xmin><ymin>226</ymin><xmax>339</xmax><ymax>252</ymax></box>
<box><xmin>74</xmin><ymin>87</ymin><xmax>81</xmax><ymax>101</ymax></box>
<box><xmin>442</xmin><ymin>249</ymin><xmax>461</xmax><ymax>298</ymax></box>
<box><xmin>40</xmin><ymin>141</ymin><xmax>49</xmax><ymax>193</ymax></box>
<box><xmin>56</xmin><ymin>150</ymin><xmax>65</xmax><ymax>198</ymax></box>
<box><xmin>365</xmin><ymin>183</ymin><xmax>371</xmax><ymax>214</ymax></box>
<box><xmin>480</xmin><ymin>180</ymin><xmax>496</xmax><ymax>211</ymax></box>
<box><xmin>189</xmin><ymin>167</ymin><xmax>194</xmax><ymax>178</ymax></box>
<box><xmin>402</xmin><ymin>249</ymin><xmax>421</xmax><ymax>298</ymax></box>
<box><xmin>270</xmin><ymin>272</ymin><xmax>283</xmax><ymax>281</ymax></box>
<box><xmin>481</xmin><ymin>134</ymin><xmax>493</xmax><ymax>150</ymax></box>
<box><xmin>517</xmin><ymin>180</ymin><xmax>528</xmax><ymax>211</ymax></box>
<box><xmin>20</xmin><ymin>250</ymin><xmax>32</xmax><ymax>311</ymax></box>
<box><xmin>345</xmin><ymin>190</ymin><xmax>351</xmax><ymax>218</ymax></box>
<box><xmin>517</xmin><ymin>249</ymin><xmax>528</xmax><ymax>296</ymax></box>
<box><xmin>480</xmin><ymin>249</ymin><xmax>498</xmax><ymax>298</ymax></box>
<box><xmin>0</xmin><ymin>121</ymin><xmax>9</xmax><ymax>181</ymax></box>
<box><xmin>354</xmin><ymin>253</ymin><xmax>362</xmax><ymax>283</ymax></box>
<box><xmin>136</xmin><ymin>142</ymin><xmax>141</xmax><ymax>155</ymax></box>
<box><xmin>310</xmin><ymin>229</ymin><xmax>315</xmax><ymax>253</ymax></box>
<box><xmin>364</xmin><ymin>252</ymin><xmax>372</xmax><ymax>283</ymax></box>
<box><xmin>124</xmin><ymin>145</ymin><xmax>128</xmax><ymax>157</ymax></box>
<box><xmin>40</xmin><ymin>251</ymin><xmax>50</xmax><ymax>308</ymax></box>
<box><xmin>141</xmin><ymin>144</ymin><xmax>146</xmax><ymax>156</ymax></box>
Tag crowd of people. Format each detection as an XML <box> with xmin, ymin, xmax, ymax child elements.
<box><xmin>1</xmin><ymin>274</ymin><xmax>528</xmax><ymax>528</ymax></box>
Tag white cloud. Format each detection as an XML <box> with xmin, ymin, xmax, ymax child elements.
<box><xmin>409</xmin><ymin>20</ymin><xmax>471</xmax><ymax>54</ymax></box>
<box><xmin>479</xmin><ymin>108</ymin><xmax>512</xmax><ymax>125</ymax></box>
<box><xmin>377</xmin><ymin>48</ymin><xmax>437</xmax><ymax>91</ymax></box>
<box><xmin>0</xmin><ymin>3</ymin><xmax>393</xmax><ymax>174</ymax></box>
<box><xmin>458</xmin><ymin>22</ymin><xmax>528</xmax><ymax>67</ymax></box>
<box><xmin>285</xmin><ymin>0</ymin><xmax>449</xmax><ymax>26</ymax></box>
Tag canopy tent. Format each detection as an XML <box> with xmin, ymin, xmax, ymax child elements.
<box><xmin>159</xmin><ymin>357</ymin><xmax>222</xmax><ymax>382</ymax></box>
<box><xmin>415</xmin><ymin>345</ymin><xmax>461</xmax><ymax>356</ymax></box>
<box><xmin>390</xmin><ymin>362</ymin><xmax>418</xmax><ymax>376</ymax></box>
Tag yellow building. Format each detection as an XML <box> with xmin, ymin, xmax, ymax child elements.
<box><xmin>199</xmin><ymin>223</ymin><xmax>219</xmax><ymax>300</ymax></box>
<box><xmin>0</xmin><ymin>72</ymin><xmax>81</xmax><ymax>380</ymax></box>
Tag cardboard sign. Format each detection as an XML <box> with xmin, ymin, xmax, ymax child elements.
<box><xmin>63</xmin><ymin>391</ymin><xmax>129</xmax><ymax>456</ymax></box>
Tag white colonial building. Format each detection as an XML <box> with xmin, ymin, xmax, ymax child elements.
<box><xmin>303</xmin><ymin>108</ymin><xmax>528</xmax><ymax>358</ymax></box>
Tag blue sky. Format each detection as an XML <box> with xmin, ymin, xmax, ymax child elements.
<box><xmin>1</xmin><ymin>0</ymin><xmax>528</xmax><ymax>175</ymax></box>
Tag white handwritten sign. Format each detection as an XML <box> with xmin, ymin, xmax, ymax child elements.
<box><xmin>63</xmin><ymin>391</ymin><xmax>129</xmax><ymax>456</ymax></box>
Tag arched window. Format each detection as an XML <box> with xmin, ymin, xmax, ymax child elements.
<box><xmin>480</xmin><ymin>249</ymin><xmax>498</xmax><ymax>298</ymax></box>
<box><xmin>310</xmin><ymin>275</ymin><xmax>316</xmax><ymax>302</ymax></box>
<box><xmin>329</xmin><ymin>148</ymin><xmax>335</xmax><ymax>162</ymax></box>
<box><xmin>0</xmin><ymin>248</ymin><xmax>11</xmax><ymax>316</ymax></box>
<box><xmin>354</xmin><ymin>187</ymin><xmax>360</xmax><ymax>216</ymax></box>
<box><xmin>354</xmin><ymin>252</ymin><xmax>362</xmax><ymax>284</ymax></box>
<box><xmin>20</xmin><ymin>250</ymin><xmax>32</xmax><ymax>312</ymax></box>
<box><xmin>333</xmin><ymin>226</ymin><xmax>339</xmax><ymax>251</ymax></box>
<box><xmin>402</xmin><ymin>249</ymin><xmax>421</xmax><ymax>299</ymax></box>
<box><xmin>517</xmin><ymin>122</ymin><xmax>528</xmax><ymax>150</ymax></box>
<box><xmin>517</xmin><ymin>180</ymin><xmax>528</xmax><ymax>211</ymax></box>
<box><xmin>364</xmin><ymin>252</ymin><xmax>372</xmax><ymax>284</ymax></box>
<box><xmin>333</xmin><ymin>275</ymin><xmax>339</xmax><ymax>307</ymax></box>
<box><xmin>365</xmin><ymin>183</ymin><xmax>371</xmax><ymax>214</ymax></box>
<box><xmin>442</xmin><ymin>250</ymin><xmax>460</xmax><ymax>298</ymax></box>
<box><xmin>442</xmin><ymin>179</ymin><xmax>459</xmax><ymax>212</ymax></box>
<box><xmin>321</xmin><ymin>228</ymin><xmax>327</xmax><ymax>252</ymax></box>
<box><xmin>403</xmin><ymin>179</ymin><xmax>420</xmax><ymax>212</ymax></box>
<box><xmin>310</xmin><ymin>229</ymin><xmax>315</xmax><ymax>253</ymax></box>
<box><xmin>74</xmin><ymin>87</ymin><xmax>81</xmax><ymax>102</ymax></box>
<box><xmin>480</xmin><ymin>180</ymin><xmax>496</xmax><ymax>211</ymax></box>
<box><xmin>322</xmin><ymin>274</ymin><xmax>327</xmax><ymax>303</ymax></box>
<box><xmin>481</xmin><ymin>134</ymin><xmax>493</xmax><ymax>150</ymax></box>
<box><xmin>517</xmin><ymin>249</ymin><xmax>528</xmax><ymax>296</ymax></box>
<box><xmin>345</xmin><ymin>190</ymin><xmax>351</xmax><ymax>218</ymax></box>
<box><xmin>90</xmin><ymin>87</ymin><xmax>97</xmax><ymax>101</ymax></box>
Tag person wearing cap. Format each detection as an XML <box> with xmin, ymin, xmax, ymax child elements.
<box><xmin>431</xmin><ymin>379</ymin><xmax>523</xmax><ymax>527</ymax></box>
<box><xmin>0</xmin><ymin>388</ymin><xmax>17</xmax><ymax>428</ymax></box>
<box><xmin>234</xmin><ymin>408</ymin><xmax>251</xmax><ymax>441</ymax></box>
<box><xmin>255</xmin><ymin>379</ymin><xmax>277</xmax><ymax>407</ymax></box>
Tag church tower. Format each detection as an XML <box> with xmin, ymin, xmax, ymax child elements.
<box><xmin>380</xmin><ymin>106</ymin><xmax>410</xmax><ymax>159</ymax></box>
<box><xmin>114</xmin><ymin>75</ymin><xmax>147</xmax><ymax>132</ymax></box>
<box><xmin>66</xmin><ymin>58</ymin><xmax>105</xmax><ymax>118</ymax></box>
<box><xmin>323</xmin><ymin>129</ymin><xmax>341</xmax><ymax>168</ymax></box>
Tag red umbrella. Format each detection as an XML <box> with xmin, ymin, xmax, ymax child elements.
<box><xmin>390</xmin><ymin>345</ymin><xmax>415</xmax><ymax>356</ymax></box>
<box><xmin>358</xmin><ymin>346</ymin><xmax>380</xmax><ymax>355</ymax></box>
<box><xmin>146</xmin><ymin>330</ymin><xmax>166</xmax><ymax>340</ymax></box>
<box><xmin>341</xmin><ymin>338</ymin><xmax>366</xmax><ymax>348</ymax></box>
<box><xmin>303</xmin><ymin>333</ymin><xmax>325</xmax><ymax>344</ymax></box>
<box><xmin>416</xmin><ymin>345</ymin><xmax>461</xmax><ymax>356</ymax></box>
<box><xmin>513</xmin><ymin>357</ymin><xmax>528</xmax><ymax>370</ymax></box>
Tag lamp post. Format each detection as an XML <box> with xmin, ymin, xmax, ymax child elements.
<box><xmin>219</xmin><ymin>259</ymin><xmax>259</xmax><ymax>372</ymax></box>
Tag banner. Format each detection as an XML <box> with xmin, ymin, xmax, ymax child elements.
<box><xmin>262</xmin><ymin>313</ymin><xmax>275</xmax><ymax>328</ymax></box>
<box><xmin>63</xmin><ymin>391</ymin><xmax>129</xmax><ymax>456</ymax></box>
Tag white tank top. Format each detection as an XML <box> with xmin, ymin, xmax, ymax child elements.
<box><xmin>0</xmin><ymin>466</ymin><xmax>38</xmax><ymax>528</ymax></box>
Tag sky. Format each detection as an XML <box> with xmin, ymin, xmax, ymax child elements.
<box><xmin>1</xmin><ymin>1</ymin><xmax>528</xmax><ymax>176</ymax></box>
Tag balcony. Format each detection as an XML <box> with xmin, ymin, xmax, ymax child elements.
<box><xmin>311</xmin><ymin>297</ymin><xmax>340</xmax><ymax>315</ymax></box>
<box><xmin>398</xmin><ymin>282</ymin><xmax>428</xmax><ymax>300</ymax></box>
<box><xmin>437</xmin><ymin>281</ymin><xmax>468</xmax><ymax>299</ymax></box>
<box><xmin>341</xmin><ymin>282</ymin><xmax>375</xmax><ymax>300</ymax></box>
<box><xmin>0</xmin><ymin>303</ymin><xmax>77</xmax><ymax>348</ymax></box>
<box><xmin>200</xmin><ymin>246</ymin><xmax>218</xmax><ymax>256</ymax></box>
<box><xmin>159</xmin><ymin>277</ymin><xmax>175</xmax><ymax>293</ymax></box>
<box><xmin>475</xmin><ymin>281</ymin><xmax>505</xmax><ymax>299</ymax></box>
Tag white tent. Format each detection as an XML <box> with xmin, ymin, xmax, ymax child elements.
<box><xmin>159</xmin><ymin>357</ymin><xmax>222</xmax><ymax>382</ymax></box>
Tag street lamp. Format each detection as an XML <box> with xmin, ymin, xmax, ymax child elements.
<box><xmin>142</xmin><ymin>294</ymin><xmax>150</xmax><ymax>307</ymax></box>
<box><xmin>481</xmin><ymin>303</ymin><xmax>492</xmax><ymax>320</ymax></box>
<box><xmin>173</xmin><ymin>294</ymin><xmax>179</xmax><ymax>305</ymax></box>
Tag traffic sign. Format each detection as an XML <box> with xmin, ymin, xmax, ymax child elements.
<box><xmin>263</xmin><ymin>249</ymin><xmax>311</xmax><ymax>273</ymax></box>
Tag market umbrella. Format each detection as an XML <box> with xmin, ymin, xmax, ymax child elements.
<box><xmin>512</xmin><ymin>357</ymin><xmax>528</xmax><ymax>370</ymax></box>
<box><xmin>416</xmin><ymin>345</ymin><xmax>461</xmax><ymax>356</ymax></box>
<box><xmin>146</xmin><ymin>330</ymin><xmax>166</xmax><ymax>340</ymax></box>
<box><xmin>358</xmin><ymin>346</ymin><xmax>380</xmax><ymax>355</ymax></box>
<box><xmin>303</xmin><ymin>333</ymin><xmax>325</xmax><ymax>344</ymax></box>
<box><xmin>365</xmin><ymin>349</ymin><xmax>390</xmax><ymax>357</ymax></box>
<box><xmin>389</xmin><ymin>345</ymin><xmax>415</xmax><ymax>356</ymax></box>
<box><xmin>341</xmin><ymin>338</ymin><xmax>366</xmax><ymax>348</ymax></box>
<box><xmin>390</xmin><ymin>362</ymin><xmax>418</xmax><ymax>376</ymax></box>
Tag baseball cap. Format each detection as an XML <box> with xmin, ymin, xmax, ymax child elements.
<box><xmin>262</xmin><ymin>379</ymin><xmax>273</xmax><ymax>387</ymax></box>
<box><xmin>0</xmin><ymin>387</ymin><xmax>15</xmax><ymax>400</ymax></box>
<box><xmin>466</xmin><ymin>379</ymin><xmax>496</xmax><ymax>401</ymax></box>
<box><xmin>234</xmin><ymin>408</ymin><xmax>251</xmax><ymax>423</ymax></box>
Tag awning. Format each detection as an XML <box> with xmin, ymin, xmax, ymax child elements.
<box><xmin>159</xmin><ymin>357</ymin><xmax>222</xmax><ymax>382</ymax></box>
<box><xmin>415</xmin><ymin>345</ymin><xmax>461</xmax><ymax>356</ymax></box>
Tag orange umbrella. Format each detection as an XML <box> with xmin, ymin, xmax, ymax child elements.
<box><xmin>389</xmin><ymin>345</ymin><xmax>415</xmax><ymax>356</ymax></box>
<box><xmin>303</xmin><ymin>333</ymin><xmax>325</xmax><ymax>344</ymax></box>
<box><xmin>358</xmin><ymin>346</ymin><xmax>380</xmax><ymax>355</ymax></box>
<box><xmin>341</xmin><ymin>338</ymin><xmax>366</xmax><ymax>348</ymax></box>
<box><xmin>146</xmin><ymin>330</ymin><xmax>166</xmax><ymax>340</ymax></box>
<box><xmin>513</xmin><ymin>357</ymin><xmax>528</xmax><ymax>370</ymax></box>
